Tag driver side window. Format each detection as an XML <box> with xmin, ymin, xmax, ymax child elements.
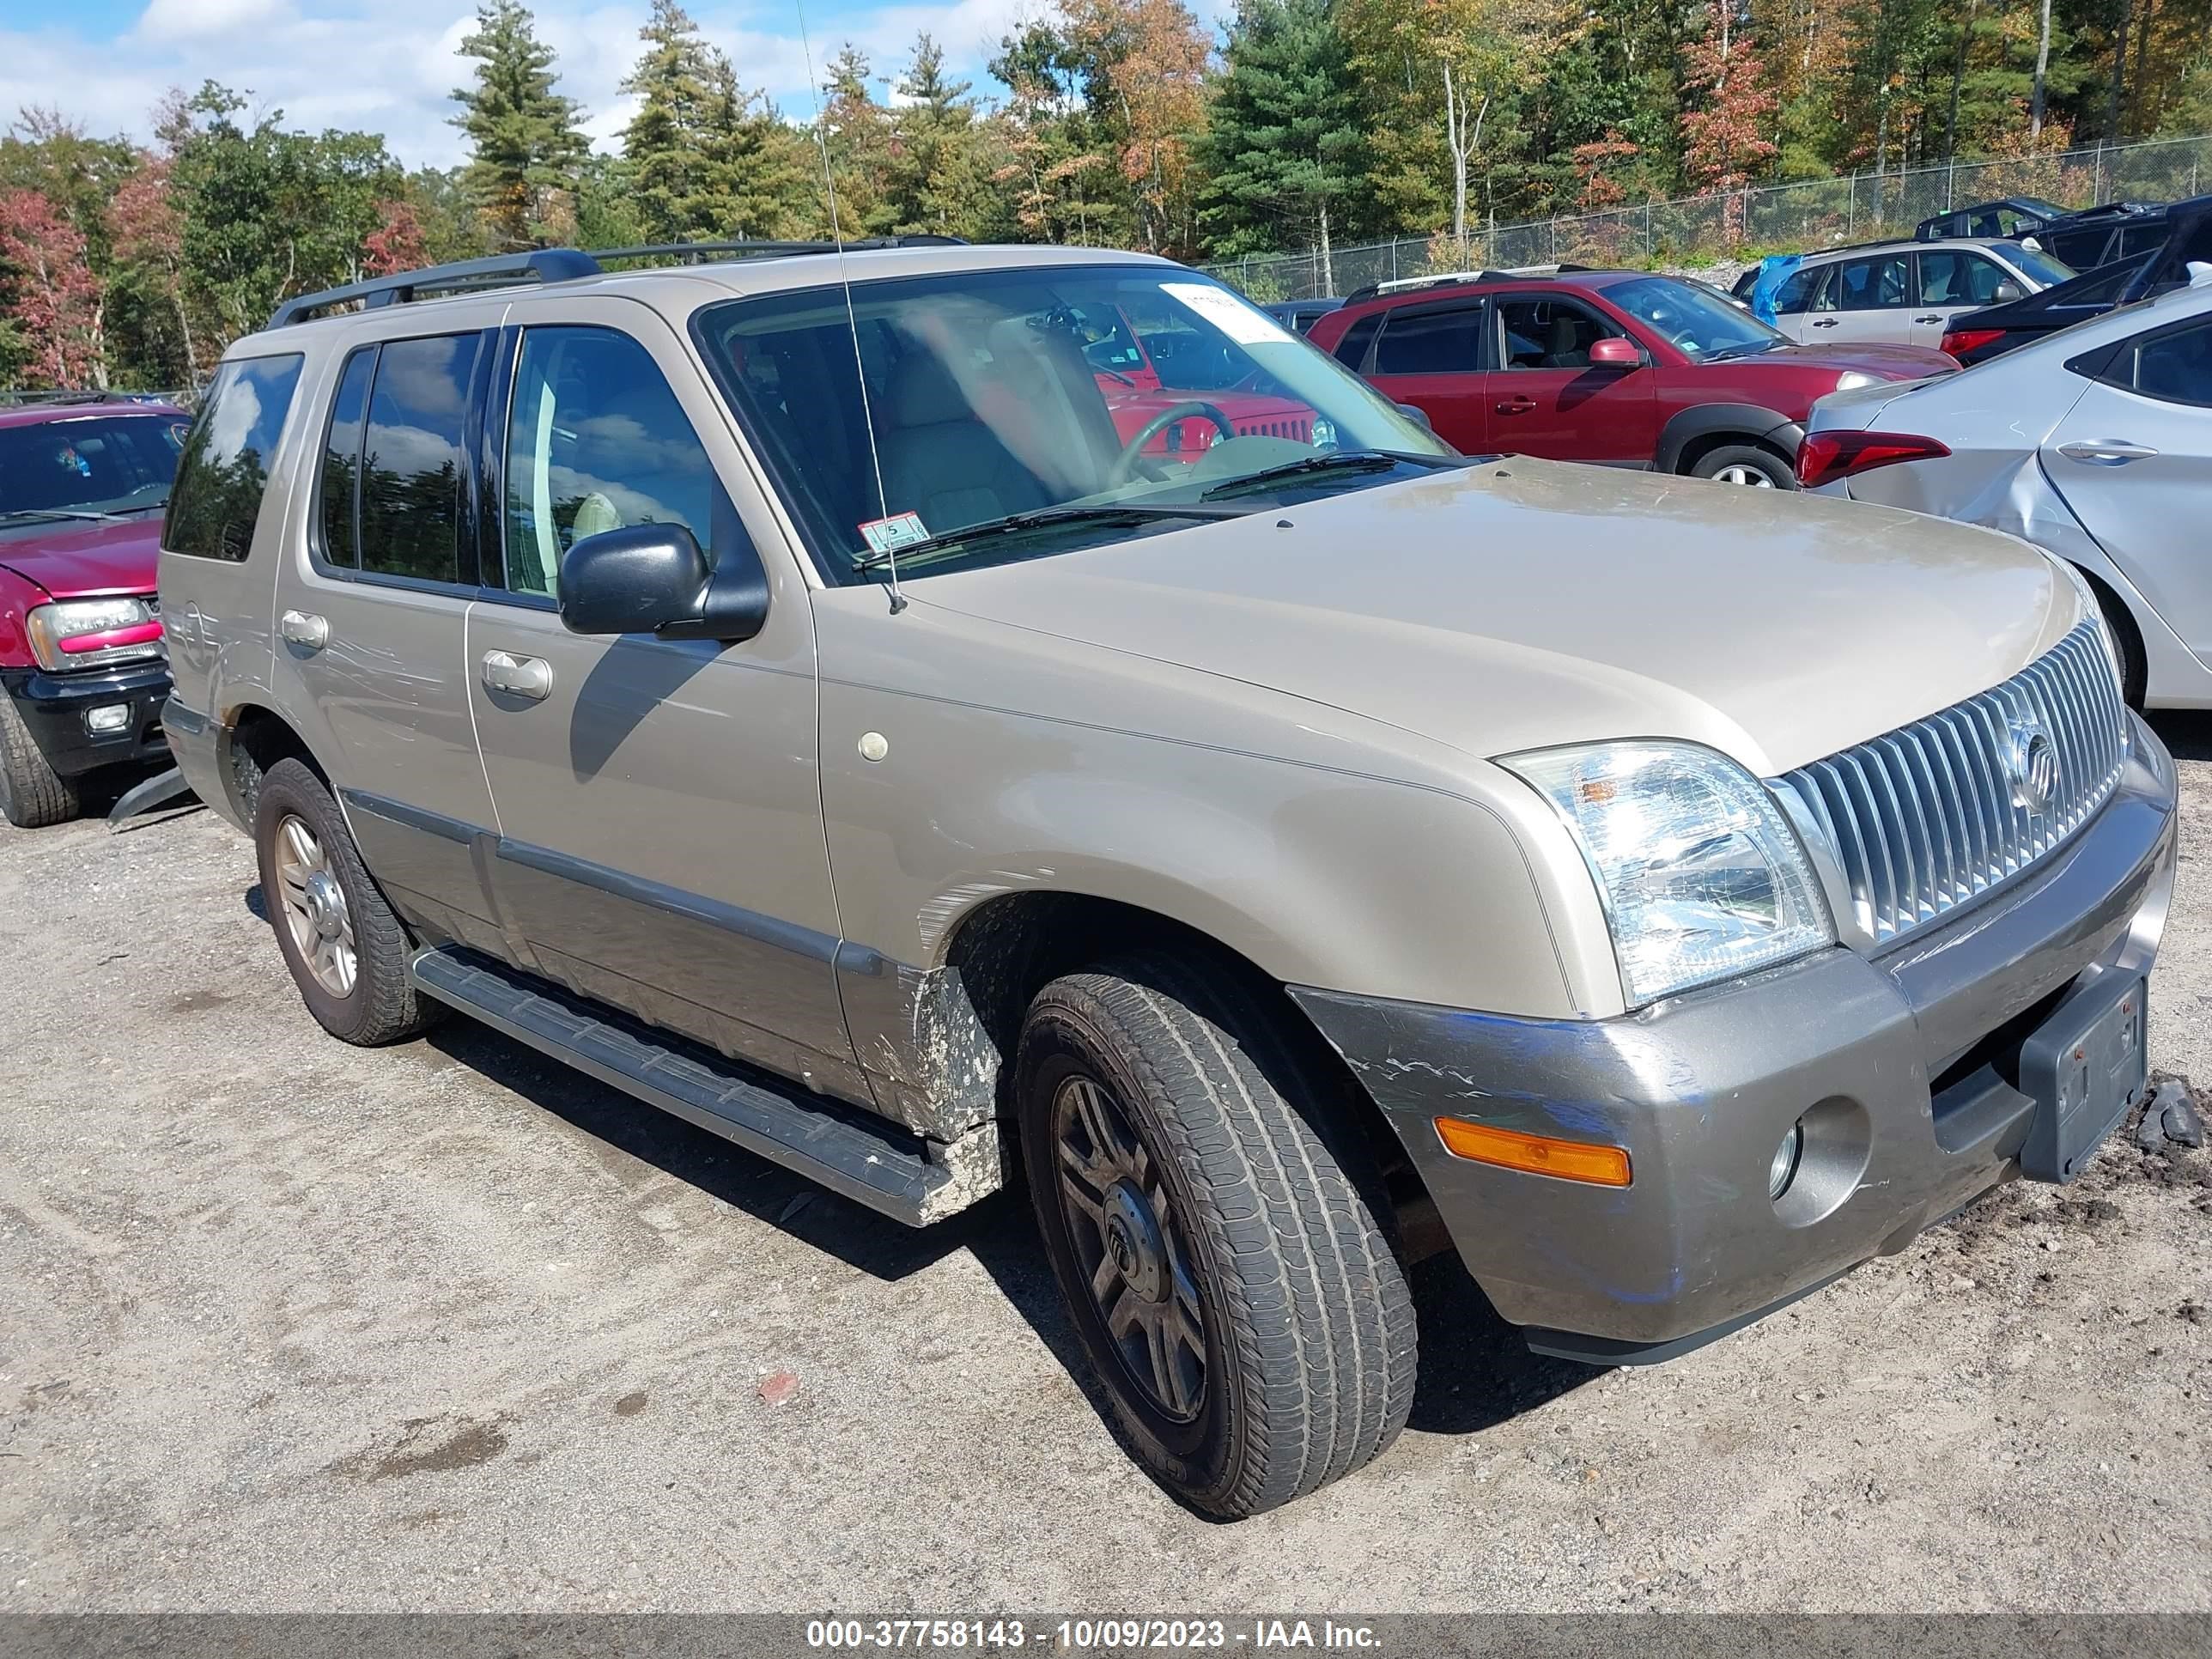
<box><xmin>501</xmin><ymin>326</ymin><xmax>716</xmax><ymax>599</ymax></box>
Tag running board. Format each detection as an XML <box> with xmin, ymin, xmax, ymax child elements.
<box><xmin>409</xmin><ymin>947</ymin><xmax>1001</xmax><ymax>1226</ymax></box>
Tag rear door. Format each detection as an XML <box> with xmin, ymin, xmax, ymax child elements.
<box><xmin>1362</xmin><ymin>301</ymin><xmax>1489</xmax><ymax>452</ymax></box>
<box><xmin>272</xmin><ymin>324</ymin><xmax>506</xmax><ymax>949</ymax></box>
<box><xmin>462</xmin><ymin>295</ymin><xmax>869</xmax><ymax>1103</ymax></box>
<box><xmin>2041</xmin><ymin>310</ymin><xmax>2212</xmax><ymax>668</ymax></box>
<box><xmin>1800</xmin><ymin>251</ymin><xmax>1914</xmax><ymax>344</ymax></box>
<box><xmin>1484</xmin><ymin>291</ymin><xmax>1658</xmax><ymax>465</ymax></box>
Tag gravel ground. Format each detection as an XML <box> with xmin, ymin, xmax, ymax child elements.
<box><xmin>3</xmin><ymin>720</ymin><xmax>2210</xmax><ymax>1615</ymax></box>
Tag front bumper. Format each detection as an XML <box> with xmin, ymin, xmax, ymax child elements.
<box><xmin>1294</xmin><ymin>713</ymin><xmax>2178</xmax><ymax>1364</ymax></box>
<box><xmin>1</xmin><ymin>659</ymin><xmax>173</xmax><ymax>778</ymax></box>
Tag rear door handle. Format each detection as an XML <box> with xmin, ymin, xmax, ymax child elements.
<box><xmin>481</xmin><ymin>649</ymin><xmax>554</xmax><ymax>701</ymax></box>
<box><xmin>1810</xmin><ymin>318</ymin><xmax>1839</xmax><ymax>328</ymax></box>
<box><xmin>1913</xmin><ymin>313</ymin><xmax>1943</xmax><ymax>324</ymax></box>
<box><xmin>2057</xmin><ymin>439</ymin><xmax>2159</xmax><ymax>465</ymax></box>
<box><xmin>279</xmin><ymin>610</ymin><xmax>328</xmax><ymax>652</ymax></box>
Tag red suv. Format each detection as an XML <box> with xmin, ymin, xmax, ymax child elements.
<box><xmin>1310</xmin><ymin>270</ymin><xmax>1955</xmax><ymax>487</ymax></box>
<box><xmin>0</xmin><ymin>396</ymin><xmax>186</xmax><ymax>827</ymax></box>
<box><xmin>1067</xmin><ymin>301</ymin><xmax>1319</xmax><ymax>454</ymax></box>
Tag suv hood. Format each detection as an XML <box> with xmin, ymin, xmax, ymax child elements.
<box><xmin>917</xmin><ymin>459</ymin><xmax>2076</xmax><ymax>777</ymax></box>
<box><xmin>1759</xmin><ymin>341</ymin><xmax>1958</xmax><ymax>378</ymax></box>
<box><xmin>0</xmin><ymin>517</ymin><xmax>162</xmax><ymax>599</ymax></box>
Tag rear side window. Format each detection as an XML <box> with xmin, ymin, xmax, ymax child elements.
<box><xmin>1773</xmin><ymin>266</ymin><xmax>1823</xmax><ymax>313</ymax></box>
<box><xmin>1331</xmin><ymin>312</ymin><xmax>1382</xmax><ymax>370</ymax></box>
<box><xmin>317</xmin><ymin>347</ymin><xmax>376</xmax><ymax>568</ymax></box>
<box><xmin>2049</xmin><ymin>227</ymin><xmax>2114</xmax><ymax>270</ymax></box>
<box><xmin>165</xmin><ymin>354</ymin><xmax>305</xmax><ymax>562</ymax></box>
<box><xmin>2099</xmin><ymin>317</ymin><xmax>2212</xmax><ymax>407</ymax></box>
<box><xmin>1372</xmin><ymin>307</ymin><xmax>1482</xmax><ymax>374</ymax></box>
<box><xmin>358</xmin><ymin>334</ymin><xmax>479</xmax><ymax>586</ymax></box>
<box><xmin>2117</xmin><ymin>222</ymin><xmax>2168</xmax><ymax>258</ymax></box>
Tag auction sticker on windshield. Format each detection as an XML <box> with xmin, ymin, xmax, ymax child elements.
<box><xmin>1162</xmin><ymin>283</ymin><xmax>1296</xmax><ymax>346</ymax></box>
<box><xmin>860</xmin><ymin>512</ymin><xmax>932</xmax><ymax>556</ymax></box>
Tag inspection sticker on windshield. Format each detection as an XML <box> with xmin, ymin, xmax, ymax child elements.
<box><xmin>1162</xmin><ymin>282</ymin><xmax>1294</xmax><ymax>346</ymax></box>
<box><xmin>859</xmin><ymin>511</ymin><xmax>931</xmax><ymax>555</ymax></box>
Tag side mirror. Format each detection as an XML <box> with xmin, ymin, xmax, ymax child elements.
<box><xmin>1589</xmin><ymin>337</ymin><xmax>1644</xmax><ymax>368</ymax></box>
<box><xmin>558</xmin><ymin>523</ymin><xmax>767</xmax><ymax>644</ymax></box>
<box><xmin>1992</xmin><ymin>279</ymin><xmax>2025</xmax><ymax>302</ymax></box>
<box><xmin>1394</xmin><ymin>401</ymin><xmax>1432</xmax><ymax>431</ymax></box>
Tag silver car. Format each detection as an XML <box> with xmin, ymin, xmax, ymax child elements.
<box><xmin>1767</xmin><ymin>237</ymin><xmax>2074</xmax><ymax>349</ymax></box>
<box><xmin>1804</xmin><ymin>271</ymin><xmax>2212</xmax><ymax>707</ymax></box>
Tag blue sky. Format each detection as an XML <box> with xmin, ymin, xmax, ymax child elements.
<box><xmin>0</xmin><ymin>0</ymin><xmax>1190</xmax><ymax>168</ymax></box>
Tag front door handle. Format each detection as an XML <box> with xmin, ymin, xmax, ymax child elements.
<box><xmin>279</xmin><ymin>610</ymin><xmax>329</xmax><ymax>652</ymax></box>
<box><xmin>1495</xmin><ymin>397</ymin><xmax>1537</xmax><ymax>415</ymax></box>
<box><xmin>1810</xmin><ymin>317</ymin><xmax>1839</xmax><ymax>328</ymax></box>
<box><xmin>481</xmin><ymin>649</ymin><xmax>554</xmax><ymax>701</ymax></box>
<box><xmin>2057</xmin><ymin>439</ymin><xmax>2159</xmax><ymax>465</ymax></box>
<box><xmin>1913</xmin><ymin>313</ymin><xmax>1943</xmax><ymax>324</ymax></box>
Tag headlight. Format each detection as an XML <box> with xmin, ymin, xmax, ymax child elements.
<box><xmin>1832</xmin><ymin>370</ymin><xmax>1880</xmax><ymax>392</ymax></box>
<box><xmin>1502</xmin><ymin>741</ymin><xmax>1835</xmax><ymax>1006</ymax></box>
<box><xmin>24</xmin><ymin>598</ymin><xmax>164</xmax><ymax>672</ymax></box>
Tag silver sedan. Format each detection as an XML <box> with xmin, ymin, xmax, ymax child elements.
<box><xmin>1802</xmin><ymin>271</ymin><xmax>2212</xmax><ymax>707</ymax></box>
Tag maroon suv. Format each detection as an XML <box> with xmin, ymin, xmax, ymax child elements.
<box><xmin>1310</xmin><ymin>270</ymin><xmax>1957</xmax><ymax>487</ymax></box>
<box><xmin>0</xmin><ymin>397</ymin><xmax>186</xmax><ymax>827</ymax></box>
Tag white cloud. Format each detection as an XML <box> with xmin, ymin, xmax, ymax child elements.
<box><xmin>0</xmin><ymin>0</ymin><xmax>1168</xmax><ymax>174</ymax></box>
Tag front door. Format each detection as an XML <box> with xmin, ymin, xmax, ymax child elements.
<box><xmin>273</xmin><ymin>325</ymin><xmax>507</xmax><ymax>951</ymax></box>
<box><xmin>1910</xmin><ymin>249</ymin><xmax>2020</xmax><ymax>348</ymax></box>
<box><xmin>1362</xmin><ymin>301</ymin><xmax>1490</xmax><ymax>453</ymax></box>
<box><xmin>463</xmin><ymin>299</ymin><xmax>869</xmax><ymax>1103</ymax></box>
<box><xmin>2040</xmin><ymin>312</ymin><xmax>2212</xmax><ymax>668</ymax></box>
<box><xmin>1483</xmin><ymin>293</ymin><xmax>1659</xmax><ymax>465</ymax></box>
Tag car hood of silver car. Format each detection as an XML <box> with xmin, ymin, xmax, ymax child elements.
<box><xmin>914</xmin><ymin>458</ymin><xmax>2082</xmax><ymax>777</ymax></box>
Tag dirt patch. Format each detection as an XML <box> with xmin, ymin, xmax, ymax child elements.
<box><xmin>612</xmin><ymin>1391</ymin><xmax>648</xmax><ymax>1418</ymax></box>
<box><xmin>336</xmin><ymin>1413</ymin><xmax>514</xmax><ymax>1481</ymax></box>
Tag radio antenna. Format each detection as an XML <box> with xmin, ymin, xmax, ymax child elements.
<box><xmin>793</xmin><ymin>0</ymin><xmax>904</xmax><ymax>612</ymax></box>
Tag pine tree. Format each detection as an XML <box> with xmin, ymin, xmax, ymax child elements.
<box><xmin>879</xmin><ymin>36</ymin><xmax>987</xmax><ymax>235</ymax></box>
<box><xmin>1200</xmin><ymin>0</ymin><xmax>1370</xmax><ymax>286</ymax></box>
<box><xmin>449</xmin><ymin>0</ymin><xmax>588</xmax><ymax>250</ymax></box>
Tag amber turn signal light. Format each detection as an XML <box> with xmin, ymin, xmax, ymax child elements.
<box><xmin>1433</xmin><ymin>1117</ymin><xmax>1632</xmax><ymax>1187</ymax></box>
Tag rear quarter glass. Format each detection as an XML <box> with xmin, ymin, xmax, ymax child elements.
<box><xmin>166</xmin><ymin>355</ymin><xmax>307</xmax><ymax>562</ymax></box>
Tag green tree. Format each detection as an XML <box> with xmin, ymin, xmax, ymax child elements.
<box><xmin>1200</xmin><ymin>0</ymin><xmax>1373</xmax><ymax>285</ymax></box>
<box><xmin>450</xmin><ymin>0</ymin><xmax>588</xmax><ymax>250</ymax></box>
<box><xmin>877</xmin><ymin>35</ymin><xmax>989</xmax><ymax>235</ymax></box>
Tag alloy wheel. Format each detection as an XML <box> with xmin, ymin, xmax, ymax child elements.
<box><xmin>271</xmin><ymin>812</ymin><xmax>357</xmax><ymax>998</ymax></box>
<box><xmin>1711</xmin><ymin>463</ymin><xmax>1778</xmax><ymax>486</ymax></box>
<box><xmin>1051</xmin><ymin>1073</ymin><xmax>1209</xmax><ymax>1422</ymax></box>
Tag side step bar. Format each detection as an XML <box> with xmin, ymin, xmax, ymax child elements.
<box><xmin>409</xmin><ymin>947</ymin><xmax>1000</xmax><ymax>1226</ymax></box>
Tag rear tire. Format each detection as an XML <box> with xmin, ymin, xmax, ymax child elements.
<box><xmin>1017</xmin><ymin>951</ymin><xmax>1416</xmax><ymax>1518</ymax></box>
<box><xmin>1689</xmin><ymin>442</ymin><xmax>1796</xmax><ymax>489</ymax></box>
<box><xmin>0</xmin><ymin>695</ymin><xmax>79</xmax><ymax>829</ymax></box>
<box><xmin>253</xmin><ymin>757</ymin><xmax>439</xmax><ymax>1045</ymax></box>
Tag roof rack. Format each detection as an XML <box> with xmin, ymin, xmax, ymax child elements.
<box><xmin>0</xmin><ymin>389</ymin><xmax>160</xmax><ymax>408</ymax></box>
<box><xmin>265</xmin><ymin>234</ymin><xmax>971</xmax><ymax>328</ymax></box>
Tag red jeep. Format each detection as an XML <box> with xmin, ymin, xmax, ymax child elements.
<box><xmin>0</xmin><ymin>397</ymin><xmax>185</xmax><ymax>827</ymax></box>
<box><xmin>1309</xmin><ymin>270</ymin><xmax>1955</xmax><ymax>487</ymax></box>
<box><xmin>1066</xmin><ymin>301</ymin><xmax>1322</xmax><ymax>454</ymax></box>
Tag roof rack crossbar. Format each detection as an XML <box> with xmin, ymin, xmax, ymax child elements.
<box><xmin>590</xmin><ymin>234</ymin><xmax>967</xmax><ymax>265</ymax></box>
<box><xmin>268</xmin><ymin>248</ymin><xmax>603</xmax><ymax>328</ymax></box>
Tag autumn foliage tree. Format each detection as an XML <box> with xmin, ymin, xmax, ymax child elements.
<box><xmin>1679</xmin><ymin>1</ymin><xmax>1780</xmax><ymax>240</ymax></box>
<box><xmin>0</xmin><ymin>188</ymin><xmax>104</xmax><ymax>386</ymax></box>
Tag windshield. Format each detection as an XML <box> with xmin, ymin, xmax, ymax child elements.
<box><xmin>696</xmin><ymin>264</ymin><xmax>1449</xmax><ymax>582</ymax></box>
<box><xmin>1601</xmin><ymin>276</ymin><xmax>1787</xmax><ymax>358</ymax></box>
<box><xmin>2009</xmin><ymin>245</ymin><xmax>2077</xmax><ymax>286</ymax></box>
<box><xmin>0</xmin><ymin>412</ymin><xmax>187</xmax><ymax>531</ymax></box>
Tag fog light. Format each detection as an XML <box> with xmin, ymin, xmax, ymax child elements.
<box><xmin>85</xmin><ymin>703</ymin><xmax>131</xmax><ymax>735</ymax></box>
<box><xmin>1769</xmin><ymin>1120</ymin><xmax>1805</xmax><ymax>1200</ymax></box>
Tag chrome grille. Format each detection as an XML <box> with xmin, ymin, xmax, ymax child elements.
<box><xmin>1770</xmin><ymin>620</ymin><xmax>2127</xmax><ymax>947</ymax></box>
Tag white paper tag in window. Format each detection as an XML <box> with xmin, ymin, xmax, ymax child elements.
<box><xmin>1162</xmin><ymin>282</ymin><xmax>1295</xmax><ymax>346</ymax></box>
<box><xmin>860</xmin><ymin>511</ymin><xmax>931</xmax><ymax>555</ymax></box>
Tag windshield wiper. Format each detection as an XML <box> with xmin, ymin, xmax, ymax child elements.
<box><xmin>854</xmin><ymin>501</ymin><xmax>1254</xmax><ymax>571</ymax></box>
<box><xmin>1705</xmin><ymin>341</ymin><xmax>1780</xmax><ymax>362</ymax></box>
<box><xmin>1198</xmin><ymin>449</ymin><xmax>1468</xmax><ymax>501</ymax></box>
<box><xmin>0</xmin><ymin>507</ymin><xmax>126</xmax><ymax>525</ymax></box>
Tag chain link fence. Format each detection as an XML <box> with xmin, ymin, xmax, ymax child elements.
<box><xmin>1206</xmin><ymin>132</ymin><xmax>2212</xmax><ymax>301</ymax></box>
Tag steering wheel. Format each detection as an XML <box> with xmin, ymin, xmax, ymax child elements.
<box><xmin>1109</xmin><ymin>401</ymin><xmax>1237</xmax><ymax>483</ymax></box>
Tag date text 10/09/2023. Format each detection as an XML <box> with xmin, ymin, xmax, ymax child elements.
<box><xmin>805</xmin><ymin>1620</ymin><xmax>1382</xmax><ymax>1650</ymax></box>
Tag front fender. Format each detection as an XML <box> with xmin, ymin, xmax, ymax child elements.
<box><xmin>1654</xmin><ymin>403</ymin><xmax>1802</xmax><ymax>474</ymax></box>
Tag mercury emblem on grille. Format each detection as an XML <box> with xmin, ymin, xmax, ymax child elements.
<box><xmin>2006</xmin><ymin>717</ymin><xmax>2059</xmax><ymax>817</ymax></box>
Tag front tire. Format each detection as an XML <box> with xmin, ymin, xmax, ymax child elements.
<box><xmin>1689</xmin><ymin>442</ymin><xmax>1796</xmax><ymax>489</ymax></box>
<box><xmin>0</xmin><ymin>695</ymin><xmax>80</xmax><ymax>828</ymax></box>
<box><xmin>253</xmin><ymin>757</ymin><xmax>438</xmax><ymax>1045</ymax></box>
<box><xmin>1017</xmin><ymin>953</ymin><xmax>1416</xmax><ymax>1518</ymax></box>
